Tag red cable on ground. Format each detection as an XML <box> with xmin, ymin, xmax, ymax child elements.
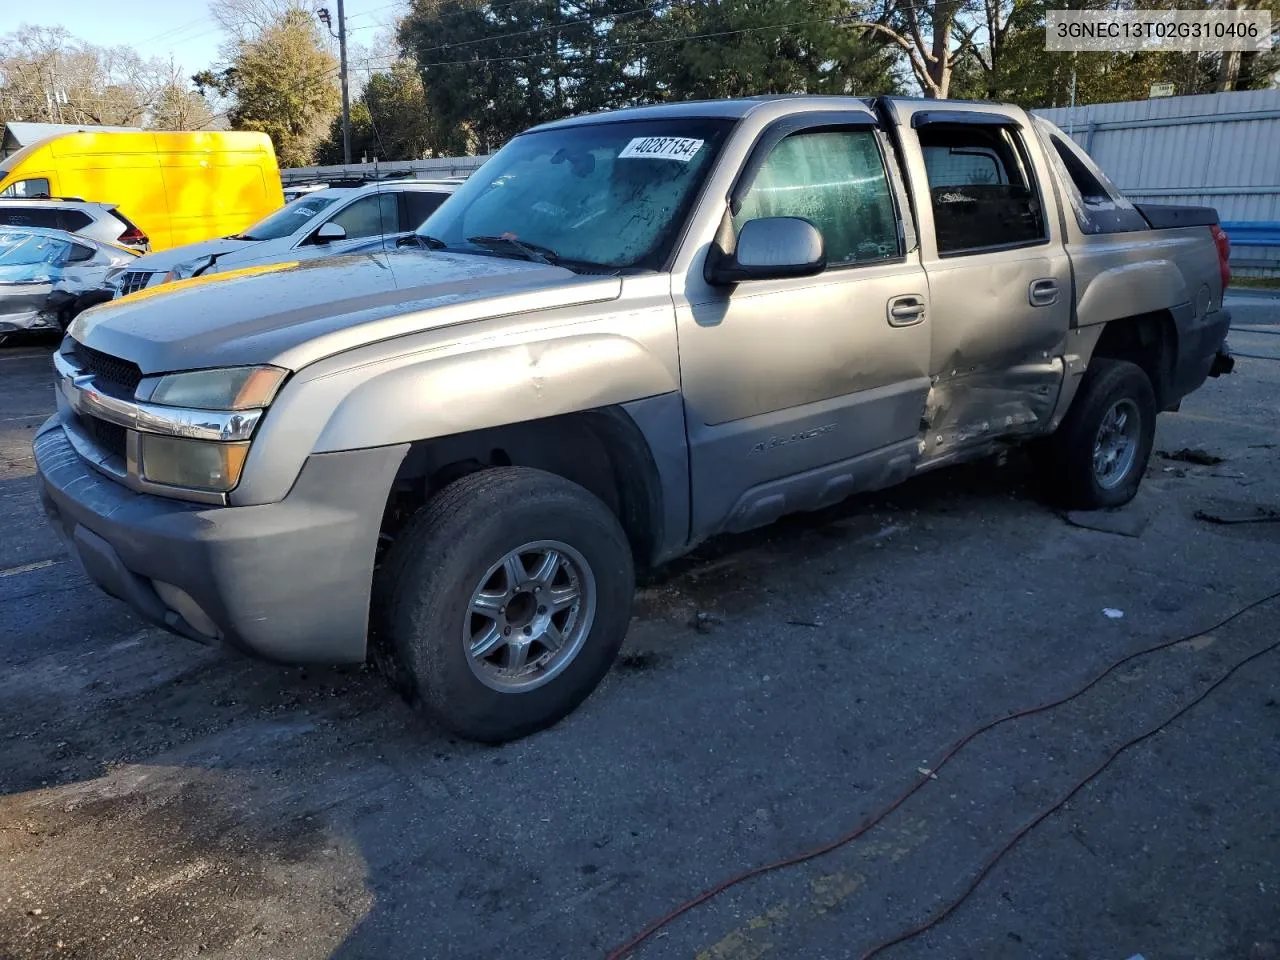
<box><xmin>606</xmin><ymin>587</ymin><xmax>1280</xmax><ymax>960</ymax></box>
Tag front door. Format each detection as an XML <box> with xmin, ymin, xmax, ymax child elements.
<box><xmin>674</xmin><ymin>120</ymin><xmax>933</xmax><ymax>540</ymax></box>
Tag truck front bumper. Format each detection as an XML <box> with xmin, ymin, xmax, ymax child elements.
<box><xmin>34</xmin><ymin>418</ymin><xmax>407</xmax><ymax>664</ymax></box>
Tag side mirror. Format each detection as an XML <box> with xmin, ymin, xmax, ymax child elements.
<box><xmin>706</xmin><ymin>216</ymin><xmax>826</xmax><ymax>286</ymax></box>
<box><xmin>313</xmin><ymin>221</ymin><xmax>347</xmax><ymax>244</ymax></box>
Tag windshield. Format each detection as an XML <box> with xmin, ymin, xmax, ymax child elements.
<box><xmin>237</xmin><ymin>194</ymin><xmax>337</xmax><ymax>241</ymax></box>
<box><xmin>419</xmin><ymin>118</ymin><xmax>735</xmax><ymax>271</ymax></box>
<box><xmin>0</xmin><ymin>230</ymin><xmax>69</xmax><ymax>266</ymax></box>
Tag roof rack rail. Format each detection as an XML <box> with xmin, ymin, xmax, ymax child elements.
<box><xmin>0</xmin><ymin>194</ymin><xmax>88</xmax><ymax>203</ymax></box>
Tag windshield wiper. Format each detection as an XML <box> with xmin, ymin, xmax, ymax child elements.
<box><xmin>398</xmin><ymin>234</ymin><xmax>448</xmax><ymax>250</ymax></box>
<box><xmin>466</xmin><ymin>234</ymin><xmax>558</xmax><ymax>265</ymax></box>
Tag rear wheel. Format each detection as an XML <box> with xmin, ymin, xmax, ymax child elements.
<box><xmin>1041</xmin><ymin>358</ymin><xmax>1157</xmax><ymax>509</ymax></box>
<box><xmin>377</xmin><ymin>467</ymin><xmax>634</xmax><ymax>743</ymax></box>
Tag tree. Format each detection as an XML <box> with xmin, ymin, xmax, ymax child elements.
<box><xmin>196</xmin><ymin>6</ymin><xmax>340</xmax><ymax>167</ymax></box>
<box><xmin>0</xmin><ymin>25</ymin><xmax>201</xmax><ymax>126</ymax></box>
<box><xmin>646</xmin><ymin>0</ymin><xmax>902</xmax><ymax>100</ymax></box>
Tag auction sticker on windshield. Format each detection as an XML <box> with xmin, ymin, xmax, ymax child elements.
<box><xmin>618</xmin><ymin>137</ymin><xmax>705</xmax><ymax>162</ymax></box>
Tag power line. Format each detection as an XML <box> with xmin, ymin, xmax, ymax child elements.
<box><xmin>365</xmin><ymin>10</ymin><xmax>878</xmax><ymax>70</ymax></box>
<box><xmin>409</xmin><ymin>0</ymin><xmax>659</xmax><ymax>56</ymax></box>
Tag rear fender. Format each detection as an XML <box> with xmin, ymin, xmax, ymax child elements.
<box><xmin>1075</xmin><ymin>260</ymin><xmax>1188</xmax><ymax>327</ymax></box>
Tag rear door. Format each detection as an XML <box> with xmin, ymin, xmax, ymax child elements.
<box><xmin>886</xmin><ymin>101</ymin><xmax>1072</xmax><ymax>461</ymax></box>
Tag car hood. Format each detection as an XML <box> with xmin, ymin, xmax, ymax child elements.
<box><xmin>128</xmin><ymin>237</ymin><xmax>257</xmax><ymax>273</ymax></box>
<box><xmin>70</xmin><ymin>250</ymin><xmax>623</xmax><ymax>373</ymax></box>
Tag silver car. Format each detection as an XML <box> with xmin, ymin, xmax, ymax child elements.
<box><xmin>109</xmin><ymin>179</ymin><xmax>459</xmax><ymax>296</ymax></box>
<box><xmin>0</xmin><ymin>198</ymin><xmax>151</xmax><ymax>252</ymax></box>
<box><xmin>0</xmin><ymin>226</ymin><xmax>138</xmax><ymax>340</ymax></box>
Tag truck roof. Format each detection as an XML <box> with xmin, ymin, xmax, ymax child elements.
<box><xmin>528</xmin><ymin>94</ymin><xmax>1021</xmax><ymax>133</ymax></box>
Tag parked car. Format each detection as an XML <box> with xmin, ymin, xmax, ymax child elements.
<box><xmin>0</xmin><ymin>225</ymin><xmax>138</xmax><ymax>341</ymax></box>
<box><xmin>0</xmin><ymin>197</ymin><xmax>151</xmax><ymax>253</ymax></box>
<box><xmin>36</xmin><ymin>96</ymin><xmax>1233</xmax><ymax>743</ymax></box>
<box><xmin>0</xmin><ymin>130</ymin><xmax>282</xmax><ymax>251</ymax></box>
<box><xmin>108</xmin><ymin>179</ymin><xmax>460</xmax><ymax>296</ymax></box>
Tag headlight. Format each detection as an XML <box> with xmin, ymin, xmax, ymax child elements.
<box><xmin>146</xmin><ymin>366</ymin><xmax>287</xmax><ymax>410</ymax></box>
<box><xmin>139</xmin><ymin>436</ymin><xmax>250</xmax><ymax>492</ymax></box>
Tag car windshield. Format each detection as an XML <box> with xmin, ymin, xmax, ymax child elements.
<box><xmin>236</xmin><ymin>195</ymin><xmax>337</xmax><ymax>241</ymax></box>
<box><xmin>419</xmin><ymin>118</ymin><xmax>735</xmax><ymax>271</ymax></box>
<box><xmin>0</xmin><ymin>230</ymin><xmax>69</xmax><ymax>266</ymax></box>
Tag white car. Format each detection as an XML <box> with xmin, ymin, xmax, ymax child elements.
<box><xmin>110</xmin><ymin>179</ymin><xmax>459</xmax><ymax>296</ymax></box>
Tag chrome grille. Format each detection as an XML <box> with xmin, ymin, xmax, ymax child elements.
<box><xmin>118</xmin><ymin>271</ymin><xmax>156</xmax><ymax>296</ymax></box>
<box><xmin>70</xmin><ymin>341</ymin><xmax>143</xmax><ymax>396</ymax></box>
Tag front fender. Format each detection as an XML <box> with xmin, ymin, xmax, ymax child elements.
<box><xmin>314</xmin><ymin>333</ymin><xmax>675</xmax><ymax>452</ymax></box>
<box><xmin>231</xmin><ymin>294</ymin><xmax>681</xmax><ymax>506</ymax></box>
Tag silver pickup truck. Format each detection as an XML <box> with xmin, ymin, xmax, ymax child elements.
<box><xmin>35</xmin><ymin>95</ymin><xmax>1234</xmax><ymax>742</ymax></box>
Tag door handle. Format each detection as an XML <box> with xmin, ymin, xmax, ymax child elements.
<box><xmin>887</xmin><ymin>295</ymin><xmax>926</xmax><ymax>327</ymax></box>
<box><xmin>1029</xmin><ymin>279</ymin><xmax>1060</xmax><ymax>307</ymax></box>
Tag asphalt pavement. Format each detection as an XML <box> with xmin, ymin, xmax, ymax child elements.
<box><xmin>1</xmin><ymin>295</ymin><xmax>1277</xmax><ymax>960</ymax></box>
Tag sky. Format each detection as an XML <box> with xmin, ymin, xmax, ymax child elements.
<box><xmin>1</xmin><ymin>0</ymin><xmax>405</xmax><ymax>76</ymax></box>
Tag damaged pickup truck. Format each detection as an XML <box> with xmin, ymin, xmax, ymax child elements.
<box><xmin>35</xmin><ymin>96</ymin><xmax>1234</xmax><ymax>742</ymax></box>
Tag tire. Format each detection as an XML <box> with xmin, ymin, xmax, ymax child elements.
<box><xmin>1042</xmin><ymin>358</ymin><xmax>1157</xmax><ymax>510</ymax></box>
<box><xmin>376</xmin><ymin>467</ymin><xmax>635</xmax><ymax>743</ymax></box>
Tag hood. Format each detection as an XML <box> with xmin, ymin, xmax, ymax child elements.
<box><xmin>70</xmin><ymin>250</ymin><xmax>622</xmax><ymax>373</ymax></box>
<box><xmin>128</xmin><ymin>237</ymin><xmax>256</xmax><ymax>273</ymax></box>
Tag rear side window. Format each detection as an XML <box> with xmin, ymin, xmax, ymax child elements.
<box><xmin>65</xmin><ymin>243</ymin><xmax>96</xmax><ymax>264</ymax></box>
<box><xmin>58</xmin><ymin>210</ymin><xmax>94</xmax><ymax>232</ymax></box>
<box><xmin>0</xmin><ymin>208</ymin><xmax>60</xmax><ymax>229</ymax></box>
<box><xmin>402</xmin><ymin>190</ymin><xmax>449</xmax><ymax>230</ymax></box>
<box><xmin>734</xmin><ymin>128</ymin><xmax>900</xmax><ymax>266</ymax></box>
<box><xmin>918</xmin><ymin>125</ymin><xmax>1046</xmax><ymax>255</ymax></box>
<box><xmin>0</xmin><ymin>178</ymin><xmax>51</xmax><ymax>198</ymax></box>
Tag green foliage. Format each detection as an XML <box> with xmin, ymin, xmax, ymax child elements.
<box><xmin>199</xmin><ymin>7</ymin><xmax>340</xmax><ymax>166</ymax></box>
<box><xmin>397</xmin><ymin>0</ymin><xmax>903</xmax><ymax>156</ymax></box>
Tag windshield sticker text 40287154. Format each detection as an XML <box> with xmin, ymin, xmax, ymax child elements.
<box><xmin>618</xmin><ymin>137</ymin><xmax>705</xmax><ymax>162</ymax></box>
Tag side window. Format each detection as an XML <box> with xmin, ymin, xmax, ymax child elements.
<box><xmin>1049</xmin><ymin>136</ymin><xmax>1110</xmax><ymax>205</ymax></box>
<box><xmin>0</xmin><ymin>178</ymin><xmax>52</xmax><ymax>198</ymax></box>
<box><xmin>325</xmin><ymin>193</ymin><xmax>399</xmax><ymax>240</ymax></box>
<box><xmin>734</xmin><ymin>129</ymin><xmax>900</xmax><ymax>266</ymax></box>
<box><xmin>918</xmin><ymin>124</ymin><xmax>1046</xmax><ymax>255</ymax></box>
<box><xmin>403</xmin><ymin>191</ymin><xmax>449</xmax><ymax>230</ymax></box>
<box><xmin>0</xmin><ymin>208</ymin><xmax>59</xmax><ymax>229</ymax></box>
<box><xmin>64</xmin><ymin>243</ymin><xmax>96</xmax><ymax>264</ymax></box>
<box><xmin>58</xmin><ymin>210</ymin><xmax>94</xmax><ymax>232</ymax></box>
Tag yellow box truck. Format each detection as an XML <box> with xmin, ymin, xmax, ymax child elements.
<box><xmin>0</xmin><ymin>130</ymin><xmax>283</xmax><ymax>252</ymax></box>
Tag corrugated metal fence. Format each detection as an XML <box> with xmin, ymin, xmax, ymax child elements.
<box><xmin>1035</xmin><ymin>89</ymin><xmax>1280</xmax><ymax>276</ymax></box>
<box><xmin>281</xmin><ymin>155</ymin><xmax>492</xmax><ymax>183</ymax></box>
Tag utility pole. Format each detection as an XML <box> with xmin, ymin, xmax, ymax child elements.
<box><xmin>318</xmin><ymin>4</ymin><xmax>352</xmax><ymax>165</ymax></box>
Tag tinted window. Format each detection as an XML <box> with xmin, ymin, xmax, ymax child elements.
<box><xmin>734</xmin><ymin>129</ymin><xmax>900</xmax><ymax>265</ymax></box>
<box><xmin>65</xmin><ymin>243</ymin><xmax>96</xmax><ymax>264</ymax></box>
<box><xmin>59</xmin><ymin>210</ymin><xmax>94</xmax><ymax>232</ymax></box>
<box><xmin>403</xmin><ymin>190</ymin><xmax>449</xmax><ymax>230</ymax></box>
<box><xmin>238</xmin><ymin>195</ymin><xmax>335</xmax><ymax>241</ymax></box>
<box><xmin>0</xmin><ymin>208</ymin><xmax>60</xmax><ymax>229</ymax></box>
<box><xmin>421</xmin><ymin>118</ymin><xmax>733</xmax><ymax>270</ymax></box>
<box><xmin>326</xmin><ymin>192</ymin><xmax>399</xmax><ymax>240</ymax></box>
<box><xmin>0</xmin><ymin>178</ymin><xmax>51</xmax><ymax>198</ymax></box>
<box><xmin>918</xmin><ymin>125</ymin><xmax>1046</xmax><ymax>254</ymax></box>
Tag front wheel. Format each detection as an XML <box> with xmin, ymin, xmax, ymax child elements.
<box><xmin>377</xmin><ymin>468</ymin><xmax>634</xmax><ymax>743</ymax></box>
<box><xmin>1041</xmin><ymin>358</ymin><xmax>1157</xmax><ymax>510</ymax></box>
